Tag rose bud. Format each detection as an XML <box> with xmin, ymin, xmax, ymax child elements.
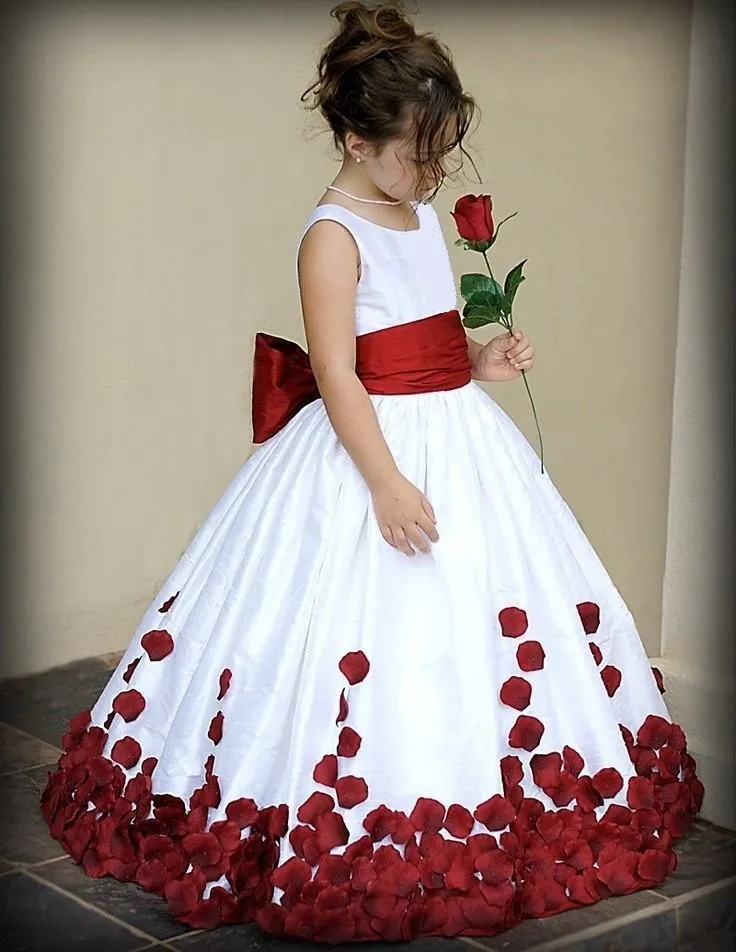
<box><xmin>451</xmin><ymin>194</ymin><xmax>496</xmax><ymax>249</ymax></box>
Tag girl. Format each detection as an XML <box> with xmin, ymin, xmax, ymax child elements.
<box><xmin>41</xmin><ymin>1</ymin><xmax>703</xmax><ymax>943</ymax></box>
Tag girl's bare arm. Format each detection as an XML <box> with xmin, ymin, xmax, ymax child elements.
<box><xmin>298</xmin><ymin>221</ymin><xmax>438</xmax><ymax>556</ymax></box>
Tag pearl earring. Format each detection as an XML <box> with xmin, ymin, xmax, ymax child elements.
<box><xmin>356</xmin><ymin>157</ymin><xmax>362</xmax><ymax>164</ymax></box>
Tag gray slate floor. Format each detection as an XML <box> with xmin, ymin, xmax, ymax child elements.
<box><xmin>0</xmin><ymin>654</ymin><xmax>733</xmax><ymax>952</ymax></box>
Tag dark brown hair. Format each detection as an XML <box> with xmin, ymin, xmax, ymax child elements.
<box><xmin>301</xmin><ymin>0</ymin><xmax>480</xmax><ymax>201</ymax></box>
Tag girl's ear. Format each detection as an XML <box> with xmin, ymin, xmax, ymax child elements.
<box><xmin>344</xmin><ymin>131</ymin><xmax>371</xmax><ymax>164</ymax></box>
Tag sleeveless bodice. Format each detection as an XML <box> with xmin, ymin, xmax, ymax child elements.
<box><xmin>295</xmin><ymin>201</ymin><xmax>458</xmax><ymax>336</ymax></box>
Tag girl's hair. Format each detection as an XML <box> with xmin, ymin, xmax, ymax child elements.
<box><xmin>301</xmin><ymin>0</ymin><xmax>479</xmax><ymax>200</ymax></box>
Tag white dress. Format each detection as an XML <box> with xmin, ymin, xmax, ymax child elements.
<box><xmin>41</xmin><ymin>200</ymin><xmax>703</xmax><ymax>943</ymax></box>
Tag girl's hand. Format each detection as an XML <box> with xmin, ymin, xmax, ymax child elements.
<box><xmin>474</xmin><ymin>329</ymin><xmax>535</xmax><ymax>382</ymax></box>
<box><xmin>371</xmin><ymin>473</ymin><xmax>439</xmax><ymax>557</ymax></box>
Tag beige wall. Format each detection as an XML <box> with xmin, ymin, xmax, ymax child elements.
<box><xmin>5</xmin><ymin>1</ymin><xmax>692</xmax><ymax>677</ymax></box>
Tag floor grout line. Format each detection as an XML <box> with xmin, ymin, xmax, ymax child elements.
<box><xmin>20</xmin><ymin>867</ymin><xmax>162</xmax><ymax>945</ymax></box>
<box><xmin>664</xmin><ymin>874</ymin><xmax>736</xmax><ymax>907</ymax></box>
<box><xmin>0</xmin><ymin>761</ymin><xmax>60</xmax><ymax>779</ymax></box>
<box><xmin>459</xmin><ymin>936</ymin><xmax>500</xmax><ymax>951</ymax></box>
<box><xmin>21</xmin><ymin>853</ymin><xmax>70</xmax><ymax>870</ymax></box>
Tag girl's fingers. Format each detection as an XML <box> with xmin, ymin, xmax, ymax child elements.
<box><xmin>405</xmin><ymin>523</ymin><xmax>431</xmax><ymax>554</ymax></box>
<box><xmin>392</xmin><ymin>527</ymin><xmax>415</xmax><ymax>558</ymax></box>
<box><xmin>420</xmin><ymin>494</ymin><xmax>437</xmax><ymax>524</ymax></box>
<box><xmin>380</xmin><ymin>525</ymin><xmax>396</xmax><ymax>548</ymax></box>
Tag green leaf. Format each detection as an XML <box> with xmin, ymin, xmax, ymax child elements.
<box><xmin>462</xmin><ymin>302</ymin><xmax>505</xmax><ymax>327</ymax></box>
<box><xmin>453</xmin><ymin>238</ymin><xmax>468</xmax><ymax>247</ymax></box>
<box><xmin>460</xmin><ymin>272</ymin><xmax>496</xmax><ymax>300</ymax></box>
<box><xmin>463</xmin><ymin>313</ymin><xmax>495</xmax><ymax>329</ymax></box>
<box><xmin>503</xmin><ymin>259</ymin><xmax>527</xmax><ymax>312</ymax></box>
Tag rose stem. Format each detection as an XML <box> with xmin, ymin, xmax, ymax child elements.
<box><xmin>480</xmin><ymin>251</ymin><xmax>545</xmax><ymax>474</ymax></box>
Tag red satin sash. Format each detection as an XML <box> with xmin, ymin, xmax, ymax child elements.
<box><xmin>252</xmin><ymin>309</ymin><xmax>472</xmax><ymax>443</ymax></box>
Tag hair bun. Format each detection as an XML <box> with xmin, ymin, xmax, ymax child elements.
<box><xmin>330</xmin><ymin>1</ymin><xmax>416</xmax><ymax>49</ymax></box>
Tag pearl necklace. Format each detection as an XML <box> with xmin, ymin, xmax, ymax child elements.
<box><xmin>325</xmin><ymin>185</ymin><xmax>404</xmax><ymax>206</ymax></box>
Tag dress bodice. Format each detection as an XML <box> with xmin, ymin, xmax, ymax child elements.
<box><xmin>295</xmin><ymin>201</ymin><xmax>458</xmax><ymax>337</ymax></box>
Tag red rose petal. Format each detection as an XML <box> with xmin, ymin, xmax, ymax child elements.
<box><xmin>337</xmin><ymin>727</ymin><xmax>362</xmax><ymax>758</ymax></box>
<box><xmin>499</xmin><ymin>606</ymin><xmax>528</xmax><ymax>638</ymax></box>
<box><xmin>297</xmin><ymin>791</ymin><xmax>335</xmax><ymax>825</ymax></box>
<box><xmin>601</xmin><ymin>665</ymin><xmax>622</xmax><ymax>697</ymax></box>
<box><xmin>141</xmin><ymin>629</ymin><xmax>175</xmax><ymax>662</ymax></box>
<box><xmin>530</xmin><ymin>752</ymin><xmax>563</xmax><ymax>790</ymax></box>
<box><xmin>636</xmin><ymin>715</ymin><xmax>672</xmax><ymax>750</ymax></box>
<box><xmin>208</xmin><ymin>712</ymin><xmax>224</xmax><ymax>745</ymax></box>
<box><xmin>577</xmin><ymin>601</ymin><xmax>600</xmax><ymax>634</ymax></box>
<box><xmin>508</xmin><ymin>714</ymin><xmax>545</xmax><ymax>751</ymax></box>
<box><xmin>409</xmin><ymin>798</ymin><xmax>446</xmax><ymax>834</ymax></box>
<box><xmin>112</xmin><ymin>690</ymin><xmax>146</xmax><ymax>723</ymax></box>
<box><xmin>336</xmin><ymin>690</ymin><xmax>348</xmax><ymax>725</ymax></box>
<box><xmin>563</xmin><ymin>745</ymin><xmax>585</xmax><ymax>778</ymax></box>
<box><xmin>335</xmin><ymin>775</ymin><xmax>368</xmax><ymax>808</ymax></box>
<box><xmin>217</xmin><ymin>669</ymin><xmax>232</xmax><ymax>701</ymax></box>
<box><xmin>474</xmin><ymin>795</ymin><xmax>516</xmax><ymax>831</ymax></box>
<box><xmin>499</xmin><ymin>676</ymin><xmax>532</xmax><ymax>711</ymax></box>
<box><xmin>516</xmin><ymin>641</ymin><xmax>546</xmax><ymax>672</ymax></box>
<box><xmin>591</xmin><ymin>767</ymin><xmax>624</xmax><ymax>799</ymax></box>
<box><xmin>338</xmin><ymin>650</ymin><xmax>370</xmax><ymax>685</ymax></box>
<box><xmin>158</xmin><ymin>591</ymin><xmax>179</xmax><ymax>613</ymax></box>
<box><xmin>589</xmin><ymin>642</ymin><xmax>603</xmax><ymax>665</ymax></box>
<box><xmin>500</xmin><ymin>755</ymin><xmax>524</xmax><ymax>791</ymax></box>
<box><xmin>313</xmin><ymin>754</ymin><xmax>338</xmax><ymax>787</ymax></box>
<box><xmin>314</xmin><ymin>811</ymin><xmax>350</xmax><ymax>852</ymax></box>
<box><xmin>110</xmin><ymin>736</ymin><xmax>142</xmax><ymax>769</ymax></box>
<box><xmin>651</xmin><ymin>666</ymin><xmax>665</xmax><ymax>694</ymax></box>
<box><xmin>141</xmin><ymin>756</ymin><xmax>158</xmax><ymax>777</ymax></box>
<box><xmin>444</xmin><ymin>804</ymin><xmax>474</xmax><ymax>838</ymax></box>
<box><xmin>122</xmin><ymin>657</ymin><xmax>140</xmax><ymax>684</ymax></box>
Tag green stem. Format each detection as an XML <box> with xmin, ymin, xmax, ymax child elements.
<box><xmin>480</xmin><ymin>250</ymin><xmax>546</xmax><ymax>474</ymax></box>
<box><xmin>520</xmin><ymin>369</ymin><xmax>545</xmax><ymax>474</ymax></box>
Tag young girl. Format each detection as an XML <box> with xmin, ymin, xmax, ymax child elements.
<box><xmin>41</xmin><ymin>1</ymin><xmax>703</xmax><ymax>943</ymax></box>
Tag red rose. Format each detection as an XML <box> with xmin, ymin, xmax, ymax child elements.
<box><xmin>451</xmin><ymin>194</ymin><xmax>495</xmax><ymax>245</ymax></box>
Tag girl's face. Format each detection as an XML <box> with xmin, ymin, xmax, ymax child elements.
<box><xmin>348</xmin><ymin>118</ymin><xmax>459</xmax><ymax>204</ymax></box>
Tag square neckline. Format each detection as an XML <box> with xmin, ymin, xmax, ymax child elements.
<box><xmin>314</xmin><ymin>201</ymin><xmax>425</xmax><ymax>235</ymax></box>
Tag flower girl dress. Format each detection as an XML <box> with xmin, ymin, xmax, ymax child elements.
<box><xmin>41</xmin><ymin>199</ymin><xmax>703</xmax><ymax>943</ymax></box>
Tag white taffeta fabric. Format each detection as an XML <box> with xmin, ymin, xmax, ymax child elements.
<box><xmin>41</xmin><ymin>200</ymin><xmax>703</xmax><ymax>943</ymax></box>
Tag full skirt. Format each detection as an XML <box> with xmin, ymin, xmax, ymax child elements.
<box><xmin>41</xmin><ymin>381</ymin><xmax>704</xmax><ymax>942</ymax></box>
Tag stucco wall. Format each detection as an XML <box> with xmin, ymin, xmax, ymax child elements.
<box><xmin>4</xmin><ymin>1</ymin><xmax>692</xmax><ymax>676</ymax></box>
